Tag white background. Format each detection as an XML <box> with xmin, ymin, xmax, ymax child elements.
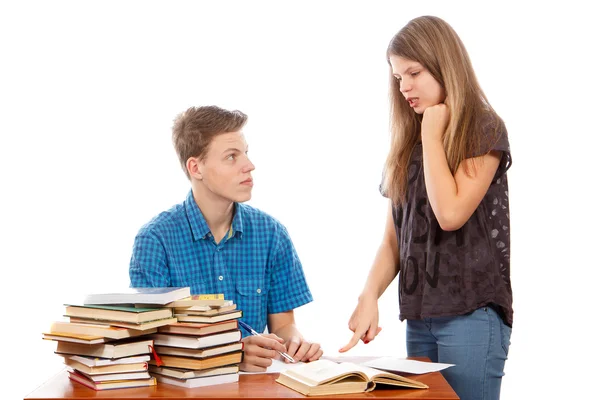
<box><xmin>1</xmin><ymin>1</ymin><xmax>598</xmax><ymax>399</ymax></box>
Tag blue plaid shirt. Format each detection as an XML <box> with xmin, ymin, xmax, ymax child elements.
<box><xmin>129</xmin><ymin>190</ymin><xmax>313</xmax><ymax>337</ymax></box>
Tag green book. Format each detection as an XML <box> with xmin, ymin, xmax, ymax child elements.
<box><xmin>64</xmin><ymin>304</ymin><xmax>173</xmax><ymax>324</ymax></box>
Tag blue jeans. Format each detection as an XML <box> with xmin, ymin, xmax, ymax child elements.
<box><xmin>406</xmin><ymin>306</ymin><xmax>511</xmax><ymax>400</ymax></box>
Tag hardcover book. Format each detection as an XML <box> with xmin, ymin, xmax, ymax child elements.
<box><xmin>157</xmin><ymin>320</ymin><xmax>238</xmax><ymax>336</ymax></box>
<box><xmin>50</xmin><ymin>321</ymin><xmax>156</xmax><ymax>339</ymax></box>
<box><xmin>175</xmin><ymin>310</ymin><xmax>242</xmax><ymax>324</ymax></box>
<box><xmin>65</xmin><ymin>354</ymin><xmax>150</xmax><ymax>367</ymax></box>
<box><xmin>65</xmin><ymin>304</ymin><xmax>173</xmax><ymax>323</ymax></box>
<box><xmin>165</xmin><ymin>294</ymin><xmax>226</xmax><ymax>308</ymax></box>
<box><xmin>148</xmin><ymin>364</ymin><xmax>239</xmax><ymax>380</ymax></box>
<box><xmin>276</xmin><ymin>359</ymin><xmax>427</xmax><ymax>396</ymax></box>
<box><xmin>68</xmin><ymin>370</ymin><xmax>156</xmax><ymax>391</ymax></box>
<box><xmin>154</xmin><ymin>373</ymin><xmax>239</xmax><ymax>388</ymax></box>
<box><xmin>83</xmin><ymin>287</ymin><xmax>190</xmax><ymax>305</ymax></box>
<box><xmin>154</xmin><ymin>342</ymin><xmax>243</xmax><ymax>358</ymax></box>
<box><xmin>149</xmin><ymin>351</ymin><xmax>243</xmax><ymax>370</ymax></box>
<box><xmin>55</xmin><ymin>338</ymin><xmax>154</xmax><ymax>359</ymax></box>
<box><xmin>43</xmin><ymin>332</ymin><xmax>108</xmax><ymax>344</ymax></box>
<box><xmin>150</xmin><ymin>330</ymin><xmax>241</xmax><ymax>349</ymax></box>
<box><xmin>68</xmin><ymin>316</ymin><xmax>178</xmax><ymax>331</ymax></box>
<box><xmin>63</xmin><ymin>358</ymin><xmax>148</xmax><ymax>375</ymax></box>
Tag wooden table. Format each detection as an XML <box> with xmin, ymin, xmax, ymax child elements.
<box><xmin>25</xmin><ymin>358</ymin><xmax>458</xmax><ymax>400</ymax></box>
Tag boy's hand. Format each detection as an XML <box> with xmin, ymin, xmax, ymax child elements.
<box><xmin>285</xmin><ymin>336</ymin><xmax>323</xmax><ymax>362</ymax></box>
<box><xmin>240</xmin><ymin>333</ymin><xmax>287</xmax><ymax>372</ymax></box>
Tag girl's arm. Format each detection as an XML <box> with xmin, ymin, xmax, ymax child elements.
<box><xmin>360</xmin><ymin>201</ymin><xmax>401</xmax><ymax>299</ymax></box>
<box><xmin>339</xmin><ymin>201</ymin><xmax>400</xmax><ymax>352</ymax></box>
<box><xmin>421</xmin><ymin>104</ymin><xmax>501</xmax><ymax>231</ymax></box>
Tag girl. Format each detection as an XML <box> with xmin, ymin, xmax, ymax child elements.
<box><xmin>339</xmin><ymin>16</ymin><xmax>512</xmax><ymax>400</ymax></box>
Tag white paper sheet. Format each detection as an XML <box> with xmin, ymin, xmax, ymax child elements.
<box><xmin>239</xmin><ymin>359</ymin><xmax>304</xmax><ymax>374</ymax></box>
<box><xmin>361</xmin><ymin>356</ymin><xmax>454</xmax><ymax>374</ymax></box>
<box><xmin>240</xmin><ymin>355</ymin><xmax>453</xmax><ymax>375</ymax></box>
<box><xmin>321</xmin><ymin>355</ymin><xmax>381</xmax><ymax>364</ymax></box>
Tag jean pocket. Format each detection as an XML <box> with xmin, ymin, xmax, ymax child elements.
<box><xmin>500</xmin><ymin>322</ymin><xmax>512</xmax><ymax>357</ymax></box>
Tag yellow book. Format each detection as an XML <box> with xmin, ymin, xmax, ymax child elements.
<box><xmin>50</xmin><ymin>321</ymin><xmax>156</xmax><ymax>339</ymax></box>
<box><xmin>148</xmin><ymin>364</ymin><xmax>239</xmax><ymax>380</ymax></box>
<box><xmin>68</xmin><ymin>316</ymin><xmax>178</xmax><ymax>331</ymax></box>
<box><xmin>175</xmin><ymin>310</ymin><xmax>242</xmax><ymax>324</ymax></box>
<box><xmin>63</xmin><ymin>358</ymin><xmax>148</xmax><ymax>375</ymax></box>
<box><xmin>149</xmin><ymin>351</ymin><xmax>243</xmax><ymax>370</ymax></box>
<box><xmin>174</xmin><ymin>301</ymin><xmax>235</xmax><ymax>313</ymax></box>
<box><xmin>165</xmin><ymin>294</ymin><xmax>226</xmax><ymax>307</ymax></box>
<box><xmin>55</xmin><ymin>338</ymin><xmax>154</xmax><ymax>359</ymax></box>
<box><xmin>276</xmin><ymin>359</ymin><xmax>428</xmax><ymax>396</ymax></box>
<box><xmin>42</xmin><ymin>331</ymin><xmax>108</xmax><ymax>344</ymax></box>
<box><xmin>68</xmin><ymin>370</ymin><xmax>156</xmax><ymax>391</ymax></box>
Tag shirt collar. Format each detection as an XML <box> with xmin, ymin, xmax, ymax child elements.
<box><xmin>185</xmin><ymin>190</ymin><xmax>211</xmax><ymax>241</ymax></box>
<box><xmin>231</xmin><ymin>203</ymin><xmax>244</xmax><ymax>238</ymax></box>
<box><xmin>185</xmin><ymin>190</ymin><xmax>244</xmax><ymax>241</ymax></box>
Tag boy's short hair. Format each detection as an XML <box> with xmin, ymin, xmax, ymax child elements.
<box><xmin>172</xmin><ymin>105</ymin><xmax>248</xmax><ymax>179</ymax></box>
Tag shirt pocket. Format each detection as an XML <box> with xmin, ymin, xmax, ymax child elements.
<box><xmin>169</xmin><ymin>263</ymin><xmax>207</xmax><ymax>295</ymax></box>
<box><xmin>235</xmin><ymin>278</ymin><xmax>270</xmax><ymax>325</ymax></box>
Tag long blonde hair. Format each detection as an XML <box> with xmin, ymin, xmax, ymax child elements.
<box><xmin>383</xmin><ymin>16</ymin><xmax>501</xmax><ymax>205</ymax></box>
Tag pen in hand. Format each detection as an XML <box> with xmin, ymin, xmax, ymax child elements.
<box><xmin>238</xmin><ymin>320</ymin><xmax>296</xmax><ymax>363</ymax></box>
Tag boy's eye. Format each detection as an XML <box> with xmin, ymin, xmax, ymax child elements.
<box><xmin>227</xmin><ymin>154</ymin><xmax>236</xmax><ymax>161</ymax></box>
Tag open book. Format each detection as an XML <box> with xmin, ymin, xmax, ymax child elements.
<box><xmin>276</xmin><ymin>359</ymin><xmax>428</xmax><ymax>396</ymax></box>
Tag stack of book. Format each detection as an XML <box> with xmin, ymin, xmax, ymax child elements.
<box><xmin>148</xmin><ymin>296</ymin><xmax>244</xmax><ymax>388</ymax></box>
<box><xmin>58</xmin><ymin>339</ymin><xmax>157</xmax><ymax>390</ymax></box>
<box><xmin>43</xmin><ymin>287</ymin><xmax>191</xmax><ymax>390</ymax></box>
<box><xmin>170</xmin><ymin>295</ymin><xmax>242</xmax><ymax>324</ymax></box>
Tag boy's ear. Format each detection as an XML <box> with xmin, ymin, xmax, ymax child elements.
<box><xmin>187</xmin><ymin>157</ymin><xmax>203</xmax><ymax>180</ymax></box>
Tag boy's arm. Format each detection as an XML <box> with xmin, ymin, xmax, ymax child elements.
<box><xmin>268</xmin><ymin>310</ymin><xmax>322</xmax><ymax>362</ymax></box>
<box><xmin>129</xmin><ymin>233</ymin><xmax>170</xmax><ymax>287</ymax></box>
<box><xmin>266</xmin><ymin>224</ymin><xmax>320</xmax><ymax>362</ymax></box>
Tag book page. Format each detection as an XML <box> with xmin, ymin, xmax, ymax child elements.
<box><xmin>283</xmin><ymin>359</ymin><xmax>367</xmax><ymax>386</ymax></box>
<box><xmin>337</xmin><ymin>362</ymin><xmax>391</xmax><ymax>381</ymax></box>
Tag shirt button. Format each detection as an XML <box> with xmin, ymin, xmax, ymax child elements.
<box><xmin>256</xmin><ymin>288</ymin><xmax>261</xmax><ymax>294</ymax></box>
<box><xmin>218</xmin><ymin>276</ymin><xmax>224</xmax><ymax>281</ymax></box>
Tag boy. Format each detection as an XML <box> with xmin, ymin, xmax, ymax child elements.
<box><xmin>130</xmin><ymin>106</ymin><xmax>322</xmax><ymax>371</ymax></box>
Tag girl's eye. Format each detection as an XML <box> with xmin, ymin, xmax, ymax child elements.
<box><xmin>411</xmin><ymin>71</ymin><xmax>420</xmax><ymax>77</ymax></box>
